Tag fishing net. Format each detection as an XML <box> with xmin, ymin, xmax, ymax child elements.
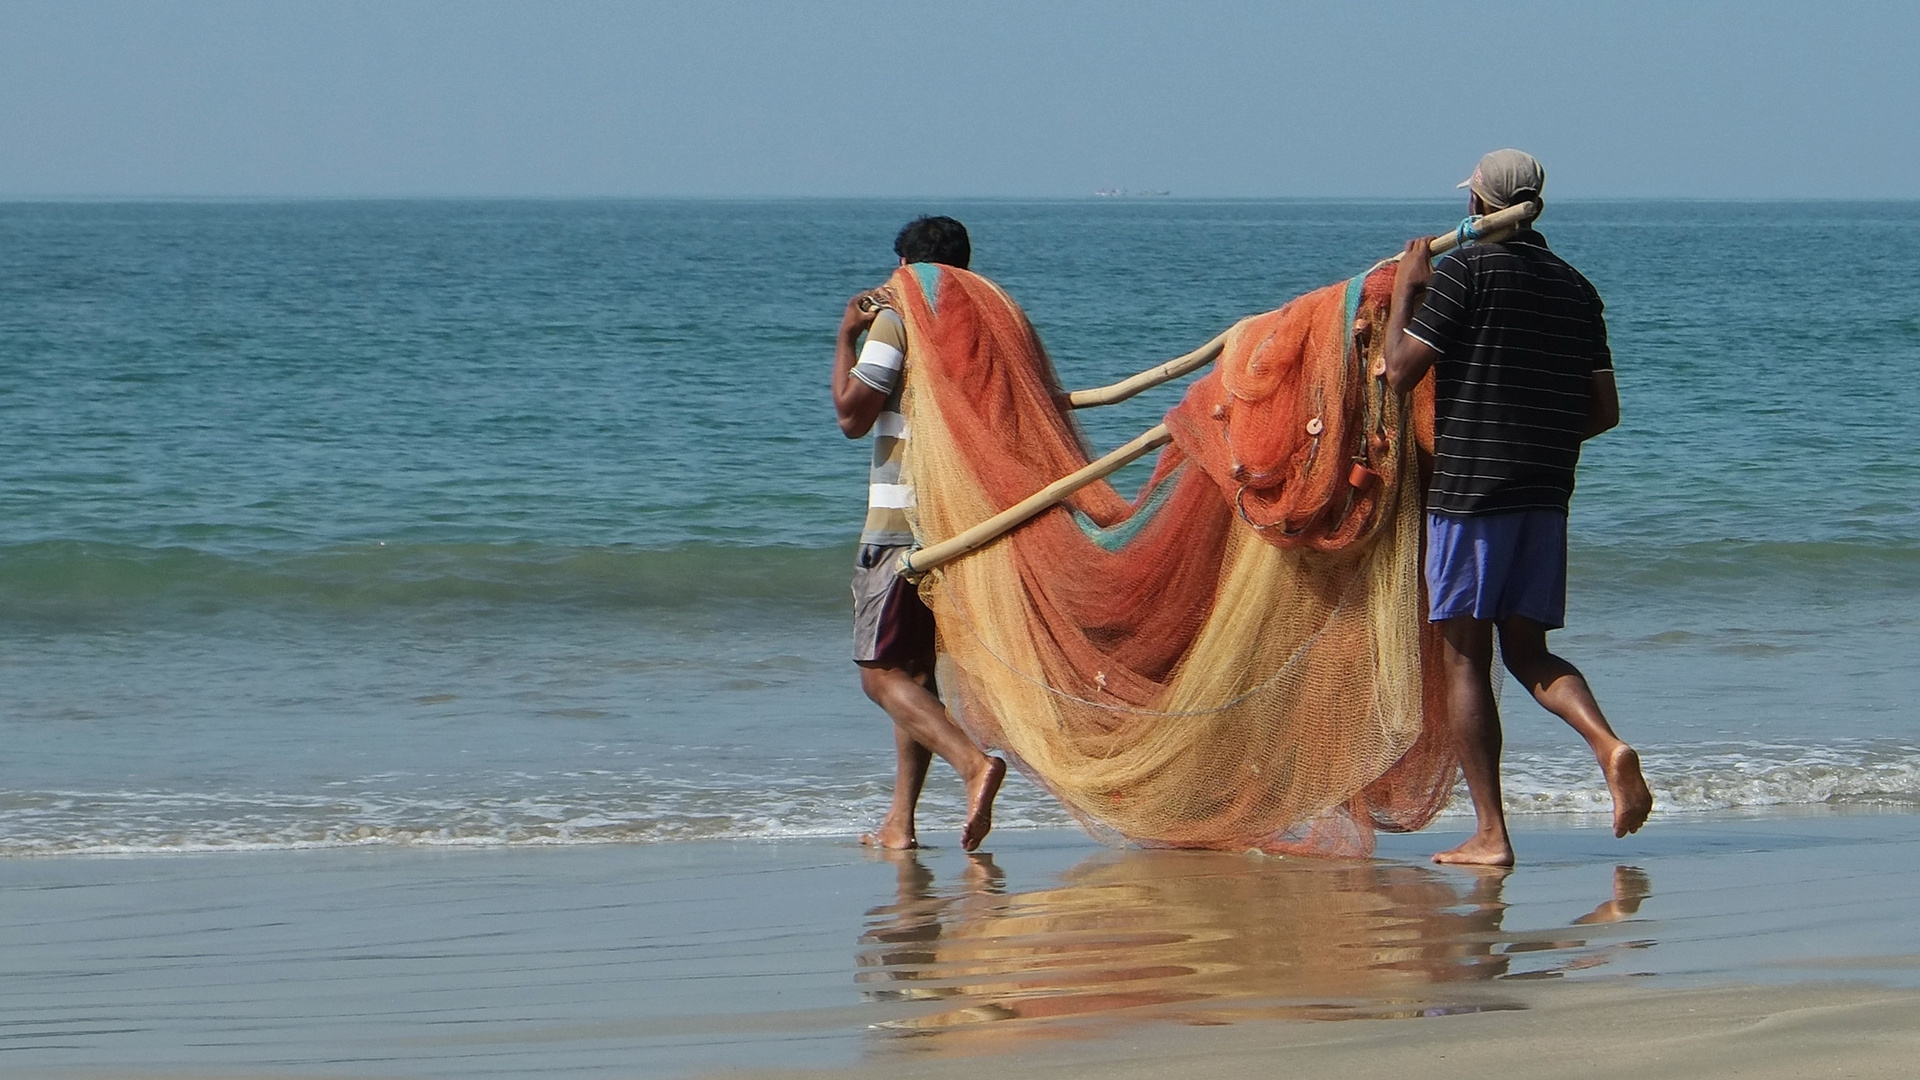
<box><xmin>886</xmin><ymin>262</ymin><xmax>1456</xmax><ymax>857</ymax></box>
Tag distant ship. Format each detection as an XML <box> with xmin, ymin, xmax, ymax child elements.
<box><xmin>1092</xmin><ymin>188</ymin><xmax>1171</xmax><ymax>198</ymax></box>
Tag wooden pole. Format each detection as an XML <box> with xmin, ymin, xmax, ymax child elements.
<box><xmin>901</xmin><ymin>201</ymin><xmax>1544</xmax><ymax>576</ymax></box>
<box><xmin>901</xmin><ymin>423</ymin><xmax>1173</xmax><ymax>576</ymax></box>
<box><xmin>1400</xmin><ymin>198</ymin><xmax>1540</xmax><ymax>262</ymax></box>
<box><xmin>1062</xmin><ymin>200</ymin><xmax>1540</xmax><ymax>409</ymax></box>
<box><xmin>1065</xmin><ymin>331</ymin><xmax>1231</xmax><ymax>408</ymax></box>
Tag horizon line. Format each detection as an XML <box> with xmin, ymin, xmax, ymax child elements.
<box><xmin>3</xmin><ymin>193</ymin><xmax>1916</xmax><ymax>205</ymax></box>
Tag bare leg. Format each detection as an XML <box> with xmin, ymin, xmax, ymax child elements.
<box><xmin>858</xmin><ymin>663</ymin><xmax>1005</xmax><ymax>851</ymax></box>
<box><xmin>1433</xmin><ymin>616</ymin><xmax>1515</xmax><ymax>867</ymax></box>
<box><xmin>863</xmin><ymin>723</ymin><xmax>932</xmax><ymax>849</ymax></box>
<box><xmin>1498</xmin><ymin>617</ymin><xmax>1652</xmax><ymax>838</ymax></box>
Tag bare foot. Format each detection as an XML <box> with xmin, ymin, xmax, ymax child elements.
<box><xmin>960</xmin><ymin>756</ymin><xmax>1006</xmax><ymax>852</ymax></box>
<box><xmin>1574</xmin><ymin>865</ymin><xmax>1651</xmax><ymax>924</ymax></box>
<box><xmin>960</xmin><ymin>852</ymin><xmax>1005</xmax><ymax>893</ymax></box>
<box><xmin>1433</xmin><ymin>832</ymin><xmax>1515</xmax><ymax>867</ymax></box>
<box><xmin>1603</xmin><ymin>744</ymin><xmax>1653</xmax><ymax>838</ymax></box>
<box><xmin>860</xmin><ymin>818</ymin><xmax>917</xmax><ymax>850</ymax></box>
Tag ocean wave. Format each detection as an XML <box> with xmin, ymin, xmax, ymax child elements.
<box><xmin>1572</xmin><ymin>538</ymin><xmax>1920</xmax><ymax>592</ymax></box>
<box><xmin>4</xmin><ymin>742</ymin><xmax>1915</xmax><ymax>857</ymax></box>
<box><xmin>0</xmin><ymin>770</ymin><xmax>1077</xmax><ymax>856</ymax></box>
<box><xmin>0</xmin><ymin>539</ymin><xmax>852</xmax><ymax>621</ymax></box>
<box><xmin>1496</xmin><ymin>741</ymin><xmax>1920</xmax><ymax>816</ymax></box>
<box><xmin>3</xmin><ymin>535</ymin><xmax>1914</xmax><ymax>626</ymax></box>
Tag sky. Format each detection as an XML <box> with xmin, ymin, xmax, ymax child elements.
<box><xmin>2</xmin><ymin>0</ymin><xmax>1915</xmax><ymax>200</ymax></box>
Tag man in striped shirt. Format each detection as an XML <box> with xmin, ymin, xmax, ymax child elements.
<box><xmin>830</xmin><ymin>216</ymin><xmax>1006</xmax><ymax>852</ymax></box>
<box><xmin>1382</xmin><ymin>150</ymin><xmax>1652</xmax><ymax>866</ymax></box>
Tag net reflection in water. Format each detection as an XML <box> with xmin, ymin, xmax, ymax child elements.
<box><xmin>856</xmin><ymin>849</ymin><xmax>1653</xmax><ymax>1046</ymax></box>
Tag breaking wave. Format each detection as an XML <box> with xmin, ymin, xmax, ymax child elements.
<box><xmin>6</xmin><ymin>740</ymin><xmax>1915</xmax><ymax>857</ymax></box>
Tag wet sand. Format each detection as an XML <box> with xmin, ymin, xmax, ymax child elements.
<box><xmin>722</xmin><ymin>981</ymin><xmax>1920</xmax><ymax>1080</ymax></box>
<box><xmin>4</xmin><ymin>811</ymin><xmax>1918</xmax><ymax>1078</ymax></box>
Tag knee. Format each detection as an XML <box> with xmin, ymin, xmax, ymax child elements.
<box><xmin>1441</xmin><ymin>648</ymin><xmax>1486</xmax><ymax>678</ymax></box>
<box><xmin>1438</xmin><ymin>617</ymin><xmax>1495</xmax><ymax>672</ymax></box>
<box><xmin>858</xmin><ymin>664</ymin><xmax>902</xmax><ymax>704</ymax></box>
<box><xmin>1502</xmin><ymin>644</ymin><xmax>1576</xmax><ymax>691</ymax></box>
<box><xmin>1499</xmin><ymin>645</ymin><xmax>1540</xmax><ymax>678</ymax></box>
<box><xmin>1440</xmin><ymin>639</ymin><xmax>1495</xmax><ymax>679</ymax></box>
<box><xmin>1497</xmin><ymin>617</ymin><xmax>1555</xmax><ymax>668</ymax></box>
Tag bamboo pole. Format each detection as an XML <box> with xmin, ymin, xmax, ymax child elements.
<box><xmin>1065</xmin><ymin>331</ymin><xmax>1231</xmax><ymax>408</ymax></box>
<box><xmin>1411</xmin><ymin>198</ymin><xmax>1540</xmax><ymax>262</ymax></box>
<box><xmin>1063</xmin><ymin>200</ymin><xmax>1540</xmax><ymax>409</ymax></box>
<box><xmin>901</xmin><ymin>200</ymin><xmax>1543</xmax><ymax>576</ymax></box>
<box><xmin>900</xmin><ymin>423</ymin><xmax>1173</xmax><ymax>576</ymax></box>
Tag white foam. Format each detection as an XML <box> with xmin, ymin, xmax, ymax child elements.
<box><xmin>4</xmin><ymin>741</ymin><xmax>1915</xmax><ymax>856</ymax></box>
<box><xmin>1490</xmin><ymin>740</ymin><xmax>1920</xmax><ymax>816</ymax></box>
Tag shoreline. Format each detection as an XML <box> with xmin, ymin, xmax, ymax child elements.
<box><xmin>7</xmin><ymin>800</ymin><xmax>1918</xmax><ymax>860</ymax></box>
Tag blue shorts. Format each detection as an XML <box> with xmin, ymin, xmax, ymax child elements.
<box><xmin>1424</xmin><ymin>510</ymin><xmax>1568</xmax><ymax>628</ymax></box>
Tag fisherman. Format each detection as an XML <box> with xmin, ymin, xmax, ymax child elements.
<box><xmin>1381</xmin><ymin>150</ymin><xmax>1654</xmax><ymax>866</ymax></box>
<box><xmin>831</xmin><ymin>215</ymin><xmax>1007</xmax><ymax>851</ymax></box>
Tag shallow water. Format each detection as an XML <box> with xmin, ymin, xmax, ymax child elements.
<box><xmin>1</xmin><ymin>199</ymin><xmax>1916</xmax><ymax>852</ymax></box>
<box><xmin>4</xmin><ymin>817</ymin><xmax>1919</xmax><ymax>1078</ymax></box>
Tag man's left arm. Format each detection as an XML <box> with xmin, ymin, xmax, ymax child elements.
<box><xmin>1382</xmin><ymin>237</ymin><xmax>1446</xmax><ymax>394</ymax></box>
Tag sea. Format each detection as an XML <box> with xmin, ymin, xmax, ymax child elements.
<box><xmin>2</xmin><ymin>198</ymin><xmax>1916</xmax><ymax>857</ymax></box>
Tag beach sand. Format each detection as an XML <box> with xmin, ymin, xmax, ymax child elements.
<box><xmin>5</xmin><ymin>811</ymin><xmax>1918</xmax><ymax>1078</ymax></box>
<box><xmin>722</xmin><ymin>980</ymin><xmax>1920</xmax><ymax>1080</ymax></box>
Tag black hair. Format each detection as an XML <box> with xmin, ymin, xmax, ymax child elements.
<box><xmin>893</xmin><ymin>216</ymin><xmax>971</xmax><ymax>269</ymax></box>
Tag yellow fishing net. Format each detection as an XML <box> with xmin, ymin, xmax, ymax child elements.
<box><xmin>884</xmin><ymin>261</ymin><xmax>1455</xmax><ymax>857</ymax></box>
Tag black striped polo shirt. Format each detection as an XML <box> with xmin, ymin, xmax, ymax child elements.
<box><xmin>1405</xmin><ymin>228</ymin><xmax>1612</xmax><ymax>516</ymax></box>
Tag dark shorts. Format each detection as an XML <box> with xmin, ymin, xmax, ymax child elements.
<box><xmin>851</xmin><ymin>543</ymin><xmax>936</xmax><ymax>666</ymax></box>
<box><xmin>1425</xmin><ymin>510</ymin><xmax>1568</xmax><ymax>628</ymax></box>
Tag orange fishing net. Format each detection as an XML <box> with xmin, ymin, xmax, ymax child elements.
<box><xmin>886</xmin><ymin>262</ymin><xmax>1456</xmax><ymax>857</ymax></box>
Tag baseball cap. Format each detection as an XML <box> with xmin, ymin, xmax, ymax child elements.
<box><xmin>1457</xmin><ymin>149</ymin><xmax>1545</xmax><ymax>209</ymax></box>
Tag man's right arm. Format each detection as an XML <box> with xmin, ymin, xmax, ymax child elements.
<box><xmin>832</xmin><ymin>294</ymin><xmax>888</xmax><ymax>438</ymax></box>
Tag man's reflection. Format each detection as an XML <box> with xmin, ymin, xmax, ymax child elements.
<box><xmin>857</xmin><ymin>851</ymin><xmax>1005</xmax><ymax>1009</ymax></box>
<box><xmin>857</xmin><ymin>848</ymin><xmax>1653</xmax><ymax>1040</ymax></box>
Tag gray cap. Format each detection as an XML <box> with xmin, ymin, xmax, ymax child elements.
<box><xmin>1457</xmin><ymin>149</ymin><xmax>1545</xmax><ymax>209</ymax></box>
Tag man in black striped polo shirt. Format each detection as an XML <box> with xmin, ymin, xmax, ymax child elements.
<box><xmin>1382</xmin><ymin>149</ymin><xmax>1652</xmax><ymax>867</ymax></box>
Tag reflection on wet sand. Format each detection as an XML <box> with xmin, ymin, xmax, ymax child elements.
<box><xmin>857</xmin><ymin>850</ymin><xmax>1654</xmax><ymax>1047</ymax></box>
